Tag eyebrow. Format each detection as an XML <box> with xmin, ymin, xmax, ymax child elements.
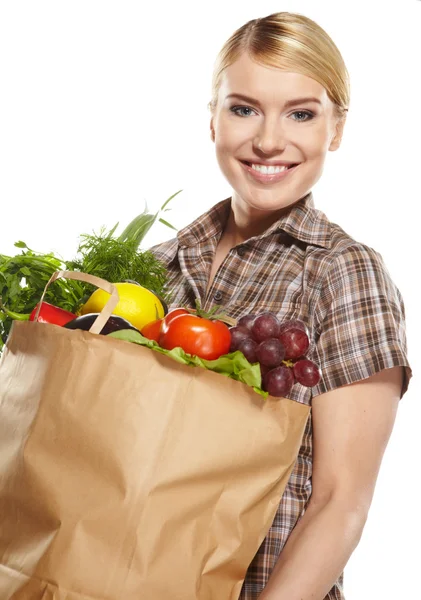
<box><xmin>225</xmin><ymin>93</ymin><xmax>322</xmax><ymax>109</ymax></box>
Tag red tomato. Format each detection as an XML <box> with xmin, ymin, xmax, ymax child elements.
<box><xmin>160</xmin><ymin>314</ymin><xmax>231</xmax><ymax>360</ymax></box>
<box><xmin>141</xmin><ymin>318</ymin><xmax>163</xmax><ymax>342</ymax></box>
<box><xmin>159</xmin><ymin>308</ymin><xmax>190</xmax><ymax>337</ymax></box>
<box><xmin>165</xmin><ymin>308</ymin><xmax>190</xmax><ymax>324</ymax></box>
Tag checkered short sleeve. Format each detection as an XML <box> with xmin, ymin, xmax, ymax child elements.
<box><xmin>312</xmin><ymin>243</ymin><xmax>411</xmax><ymax>398</ymax></box>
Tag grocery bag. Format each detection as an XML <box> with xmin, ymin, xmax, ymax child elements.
<box><xmin>0</xmin><ymin>271</ymin><xmax>310</xmax><ymax>600</ymax></box>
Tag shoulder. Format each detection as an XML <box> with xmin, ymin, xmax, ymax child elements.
<box><xmin>312</xmin><ymin>219</ymin><xmax>407</xmax><ymax>345</ymax></box>
<box><xmin>302</xmin><ymin>209</ymin><xmax>397</xmax><ymax>296</ymax></box>
<box><xmin>300</xmin><ymin>209</ymin><xmax>399</xmax><ymax>312</ymax></box>
<box><xmin>148</xmin><ymin>236</ymin><xmax>179</xmax><ymax>267</ymax></box>
<box><xmin>322</xmin><ymin>221</ymin><xmax>399</xmax><ymax>301</ymax></box>
<box><xmin>309</xmin><ymin>219</ymin><xmax>411</xmax><ymax>397</ymax></box>
<box><xmin>286</xmin><ymin>197</ymin><xmax>392</xmax><ymax>292</ymax></box>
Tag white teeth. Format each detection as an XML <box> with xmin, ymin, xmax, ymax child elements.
<box><xmin>251</xmin><ymin>163</ymin><xmax>289</xmax><ymax>174</ymax></box>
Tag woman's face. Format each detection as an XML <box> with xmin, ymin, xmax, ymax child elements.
<box><xmin>210</xmin><ymin>53</ymin><xmax>345</xmax><ymax>216</ymax></box>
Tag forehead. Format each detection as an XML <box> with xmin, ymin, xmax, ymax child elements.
<box><xmin>218</xmin><ymin>53</ymin><xmax>330</xmax><ymax>107</ymax></box>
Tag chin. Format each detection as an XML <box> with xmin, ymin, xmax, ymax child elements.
<box><xmin>237</xmin><ymin>189</ymin><xmax>301</xmax><ymax>213</ymax></box>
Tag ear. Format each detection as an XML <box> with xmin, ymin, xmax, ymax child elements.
<box><xmin>329</xmin><ymin>116</ymin><xmax>346</xmax><ymax>151</ymax></box>
<box><xmin>210</xmin><ymin>117</ymin><xmax>215</xmax><ymax>142</ymax></box>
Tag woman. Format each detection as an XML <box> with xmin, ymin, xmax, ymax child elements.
<box><xmin>151</xmin><ymin>12</ymin><xmax>412</xmax><ymax>600</ymax></box>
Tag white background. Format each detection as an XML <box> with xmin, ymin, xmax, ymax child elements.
<box><xmin>0</xmin><ymin>1</ymin><xmax>420</xmax><ymax>597</ymax></box>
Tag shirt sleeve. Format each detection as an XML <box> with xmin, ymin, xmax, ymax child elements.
<box><xmin>311</xmin><ymin>243</ymin><xmax>412</xmax><ymax>398</ymax></box>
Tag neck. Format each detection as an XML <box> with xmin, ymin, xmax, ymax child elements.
<box><xmin>223</xmin><ymin>200</ymin><xmax>287</xmax><ymax>246</ymax></box>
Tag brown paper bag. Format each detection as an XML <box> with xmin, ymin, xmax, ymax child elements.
<box><xmin>0</xmin><ymin>271</ymin><xmax>310</xmax><ymax>600</ymax></box>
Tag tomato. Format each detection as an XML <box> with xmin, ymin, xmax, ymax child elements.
<box><xmin>159</xmin><ymin>308</ymin><xmax>190</xmax><ymax>337</ymax></box>
<box><xmin>141</xmin><ymin>318</ymin><xmax>163</xmax><ymax>342</ymax></box>
<box><xmin>141</xmin><ymin>309</ymin><xmax>190</xmax><ymax>344</ymax></box>
<box><xmin>164</xmin><ymin>308</ymin><xmax>190</xmax><ymax>325</ymax></box>
<box><xmin>160</xmin><ymin>314</ymin><xmax>231</xmax><ymax>360</ymax></box>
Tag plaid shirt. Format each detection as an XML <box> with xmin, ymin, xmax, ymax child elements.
<box><xmin>150</xmin><ymin>192</ymin><xmax>411</xmax><ymax>599</ymax></box>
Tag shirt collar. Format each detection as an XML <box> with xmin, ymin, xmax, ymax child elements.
<box><xmin>177</xmin><ymin>192</ymin><xmax>331</xmax><ymax>250</ymax></box>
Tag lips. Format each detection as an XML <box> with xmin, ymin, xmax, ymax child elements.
<box><xmin>239</xmin><ymin>160</ymin><xmax>299</xmax><ymax>183</ymax></box>
<box><xmin>241</xmin><ymin>160</ymin><xmax>299</xmax><ymax>168</ymax></box>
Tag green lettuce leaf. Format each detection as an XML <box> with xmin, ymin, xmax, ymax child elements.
<box><xmin>108</xmin><ymin>329</ymin><xmax>268</xmax><ymax>398</ymax></box>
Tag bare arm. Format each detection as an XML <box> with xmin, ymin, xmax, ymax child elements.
<box><xmin>259</xmin><ymin>366</ymin><xmax>403</xmax><ymax>600</ymax></box>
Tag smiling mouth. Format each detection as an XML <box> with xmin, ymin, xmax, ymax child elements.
<box><xmin>241</xmin><ymin>161</ymin><xmax>299</xmax><ymax>174</ymax></box>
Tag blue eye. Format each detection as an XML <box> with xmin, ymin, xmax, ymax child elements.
<box><xmin>291</xmin><ymin>111</ymin><xmax>314</xmax><ymax>122</ymax></box>
<box><xmin>230</xmin><ymin>106</ymin><xmax>314</xmax><ymax>121</ymax></box>
<box><xmin>230</xmin><ymin>106</ymin><xmax>256</xmax><ymax>117</ymax></box>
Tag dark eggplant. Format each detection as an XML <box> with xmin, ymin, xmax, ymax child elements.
<box><xmin>64</xmin><ymin>313</ymin><xmax>140</xmax><ymax>335</ymax></box>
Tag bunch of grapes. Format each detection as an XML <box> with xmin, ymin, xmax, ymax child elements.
<box><xmin>229</xmin><ymin>313</ymin><xmax>321</xmax><ymax>397</ymax></box>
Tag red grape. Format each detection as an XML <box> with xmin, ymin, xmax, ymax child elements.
<box><xmin>293</xmin><ymin>359</ymin><xmax>321</xmax><ymax>387</ymax></box>
<box><xmin>256</xmin><ymin>338</ymin><xmax>285</xmax><ymax>368</ymax></box>
<box><xmin>260</xmin><ymin>363</ymin><xmax>271</xmax><ymax>378</ymax></box>
<box><xmin>279</xmin><ymin>327</ymin><xmax>309</xmax><ymax>360</ymax></box>
<box><xmin>237</xmin><ymin>338</ymin><xmax>258</xmax><ymax>363</ymax></box>
<box><xmin>279</xmin><ymin>319</ymin><xmax>308</xmax><ymax>335</ymax></box>
<box><xmin>229</xmin><ymin>325</ymin><xmax>252</xmax><ymax>352</ymax></box>
<box><xmin>251</xmin><ymin>312</ymin><xmax>281</xmax><ymax>342</ymax></box>
<box><xmin>263</xmin><ymin>366</ymin><xmax>295</xmax><ymax>397</ymax></box>
<box><xmin>237</xmin><ymin>314</ymin><xmax>257</xmax><ymax>332</ymax></box>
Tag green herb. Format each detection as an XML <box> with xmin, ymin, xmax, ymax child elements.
<box><xmin>0</xmin><ymin>243</ymin><xmax>84</xmax><ymax>347</ymax></box>
<box><xmin>65</xmin><ymin>235</ymin><xmax>169</xmax><ymax>305</ymax></box>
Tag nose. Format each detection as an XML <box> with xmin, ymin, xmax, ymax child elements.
<box><xmin>253</xmin><ymin>117</ymin><xmax>287</xmax><ymax>154</ymax></box>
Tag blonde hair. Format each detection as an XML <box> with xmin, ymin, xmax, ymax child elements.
<box><xmin>210</xmin><ymin>12</ymin><xmax>350</xmax><ymax>118</ymax></box>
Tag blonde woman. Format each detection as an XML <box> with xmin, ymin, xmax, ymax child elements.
<box><xmin>151</xmin><ymin>12</ymin><xmax>411</xmax><ymax>600</ymax></box>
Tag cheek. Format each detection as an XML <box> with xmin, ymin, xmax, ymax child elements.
<box><xmin>215</xmin><ymin>145</ymin><xmax>239</xmax><ymax>183</ymax></box>
<box><xmin>215</xmin><ymin>115</ymin><xmax>252</xmax><ymax>150</ymax></box>
<box><xmin>214</xmin><ymin>128</ymin><xmax>243</xmax><ymax>173</ymax></box>
<box><xmin>215</xmin><ymin>131</ymin><xmax>235</xmax><ymax>153</ymax></box>
<box><xmin>299</xmin><ymin>124</ymin><xmax>334</xmax><ymax>157</ymax></box>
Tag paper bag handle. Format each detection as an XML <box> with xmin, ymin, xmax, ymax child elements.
<box><xmin>34</xmin><ymin>270</ymin><xmax>119</xmax><ymax>335</ymax></box>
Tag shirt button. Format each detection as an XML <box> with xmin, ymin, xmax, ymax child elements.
<box><xmin>237</xmin><ymin>245</ymin><xmax>247</xmax><ymax>257</ymax></box>
<box><xmin>213</xmin><ymin>291</ymin><xmax>223</xmax><ymax>303</ymax></box>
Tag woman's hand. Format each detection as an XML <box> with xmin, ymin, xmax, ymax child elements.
<box><xmin>259</xmin><ymin>366</ymin><xmax>403</xmax><ymax>600</ymax></box>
